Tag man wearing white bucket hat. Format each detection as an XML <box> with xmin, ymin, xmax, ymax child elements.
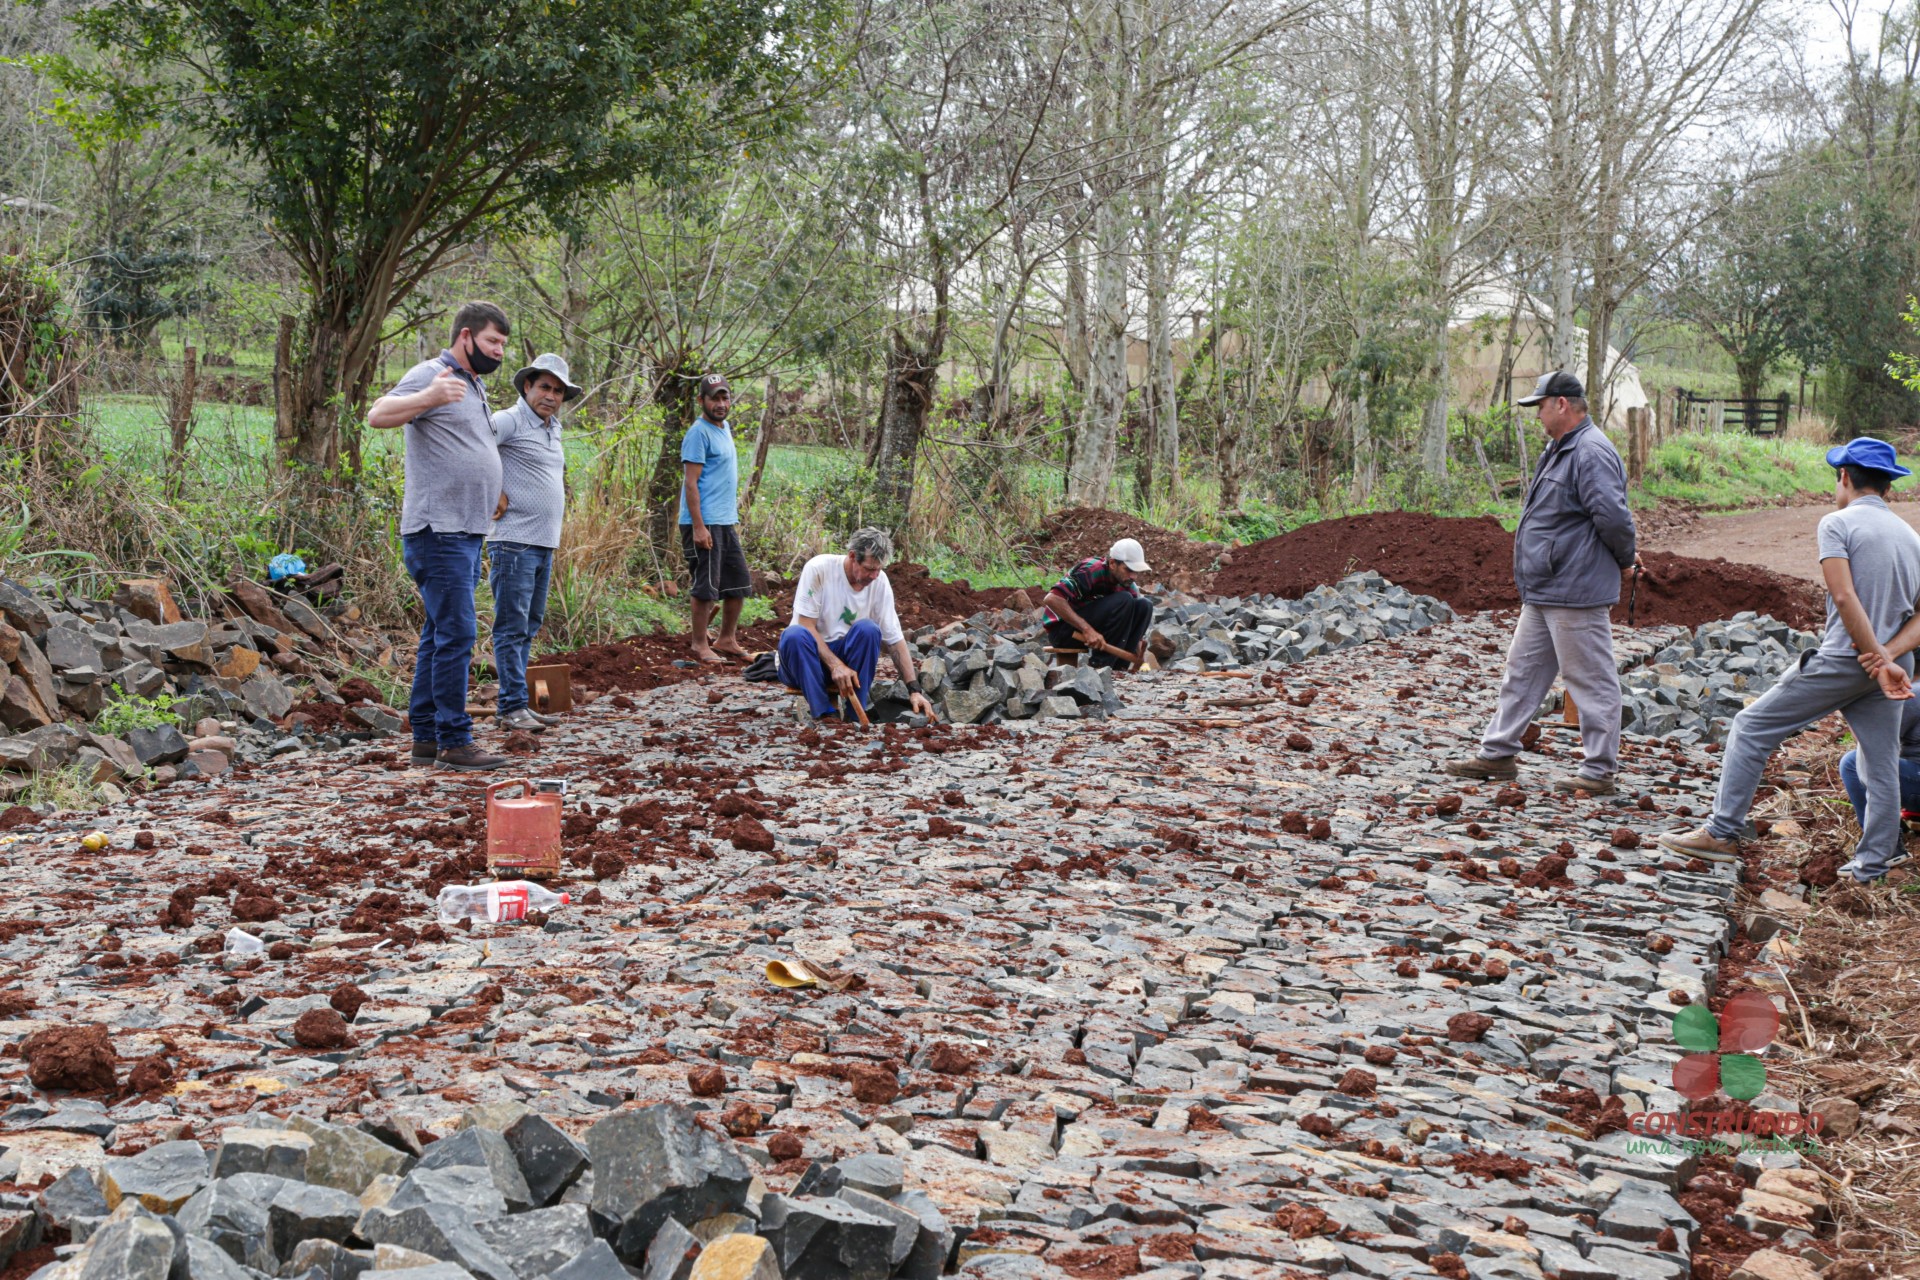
<box><xmin>489</xmin><ymin>352</ymin><xmax>582</xmax><ymax>733</ymax></box>
<box><xmin>1042</xmin><ymin>537</ymin><xmax>1157</xmax><ymax>669</ymax></box>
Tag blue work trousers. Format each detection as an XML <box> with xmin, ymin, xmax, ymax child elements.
<box><xmin>1839</xmin><ymin>750</ymin><xmax>1920</xmax><ymax>823</ymax></box>
<box><xmin>488</xmin><ymin>541</ymin><xmax>554</xmax><ymax>713</ymax></box>
<box><xmin>779</xmin><ymin>620</ymin><xmax>882</xmax><ymax>719</ymax></box>
<box><xmin>402</xmin><ymin>531</ymin><xmax>484</xmax><ymax>748</ymax></box>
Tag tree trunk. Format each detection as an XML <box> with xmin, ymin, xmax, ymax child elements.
<box><xmin>1418</xmin><ymin>307</ymin><xmax>1450</xmax><ymax>479</ymax></box>
<box><xmin>1073</xmin><ymin>186</ymin><xmax>1129</xmax><ymax>506</ymax></box>
<box><xmin>646</xmin><ymin>363</ymin><xmax>699</xmax><ymax>567</ymax></box>
<box><xmin>1736</xmin><ymin>361</ymin><xmax>1765</xmax><ymax>406</ymax></box>
<box><xmin>742</xmin><ymin>374</ymin><xmax>779</xmax><ymax>515</ymax></box>
<box><xmin>1143</xmin><ymin>201</ymin><xmax>1179</xmax><ymax>502</ymax></box>
<box><xmin>875</xmin><ymin>330</ymin><xmax>936</xmax><ymax>533</ymax></box>
<box><xmin>1063</xmin><ymin>227</ymin><xmax>1091</xmax><ymax>394</ymax></box>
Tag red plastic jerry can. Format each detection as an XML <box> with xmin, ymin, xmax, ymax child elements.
<box><xmin>485</xmin><ymin>778</ymin><xmax>563</xmax><ymax>877</ymax></box>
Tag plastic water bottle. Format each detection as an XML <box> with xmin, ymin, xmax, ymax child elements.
<box><xmin>436</xmin><ymin>881</ymin><xmax>571</xmax><ymax>924</ymax></box>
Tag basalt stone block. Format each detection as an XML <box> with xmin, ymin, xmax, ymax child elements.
<box><xmin>124</xmin><ymin>724</ymin><xmax>190</xmax><ymax>768</ymax></box>
<box><xmin>177</xmin><ymin>1234</ymin><xmax>255</xmax><ymax>1280</ymax></box>
<box><xmin>268</xmin><ymin>1181</ymin><xmax>364</xmax><ymax>1259</ymax></box>
<box><xmin>586</xmin><ymin>1103</ymin><xmax>753</xmax><ymax>1263</ymax></box>
<box><xmin>212</xmin><ymin>1127</ymin><xmax>313</xmax><ymax>1181</ymax></box>
<box><xmin>469</xmin><ymin>1203</ymin><xmax>595</xmax><ymax>1279</ymax></box>
<box><xmin>43</xmin><ymin>626</ymin><xmax>103</xmax><ymax>674</ymax></box>
<box><xmin>760</xmin><ymin>1194</ymin><xmax>895</xmax><ymax>1280</ymax></box>
<box><xmin>833</xmin><ymin>1154</ymin><xmax>903</xmax><ymax>1200</ymax></box>
<box><xmin>386</xmin><ymin>1166</ymin><xmax>507</xmax><ymax>1221</ymax></box>
<box><xmin>0</xmin><ymin>675</ymin><xmax>50</xmax><ymax>731</ymax></box>
<box><xmin>414</xmin><ymin>1127</ymin><xmax>533</xmax><ymax>1214</ymax></box>
<box><xmin>892</xmin><ymin>1191</ymin><xmax>954</xmax><ymax>1280</ymax></box>
<box><xmin>282</xmin><ymin>1236</ymin><xmax>374</xmax><ymax>1280</ymax></box>
<box><xmin>0</xmin><ymin>1208</ymin><xmax>40</xmax><ymax>1271</ymax></box>
<box><xmin>100</xmin><ymin>1140</ymin><xmax>209</xmax><ymax>1213</ymax></box>
<box><xmin>640</xmin><ymin>1218</ymin><xmax>703</xmax><ymax>1280</ymax></box>
<box><xmin>175</xmin><ymin>1179</ymin><xmax>274</xmax><ymax>1272</ymax></box>
<box><xmin>838</xmin><ymin>1189</ymin><xmax>920</xmax><ymax>1271</ymax></box>
<box><xmin>287</xmin><ymin>1116</ymin><xmax>413</xmax><ymax>1195</ymax></box>
<box><xmin>355</xmin><ymin>1203</ymin><xmax>515</xmax><ymax>1280</ymax></box>
<box><xmin>37</xmin><ymin>1165</ymin><xmax>109</xmax><ymax>1230</ymax></box>
<box><xmin>114</xmin><ymin>660</ymin><xmax>168</xmax><ymax>698</ymax></box>
<box><xmin>554</xmin><ymin>1239</ymin><xmax>643</xmax><ymax>1280</ymax></box>
<box><xmin>72</xmin><ymin>1206</ymin><xmax>178</xmax><ymax>1280</ymax></box>
<box><xmin>240</xmin><ymin>673</ymin><xmax>295</xmax><ymax>721</ymax></box>
<box><xmin>499</xmin><ymin>1112</ymin><xmax>588</xmax><ymax>1208</ymax></box>
<box><xmin>0</xmin><ymin>580</ymin><xmax>49</xmax><ymax>638</ymax></box>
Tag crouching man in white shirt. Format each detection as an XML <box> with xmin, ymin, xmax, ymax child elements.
<box><xmin>778</xmin><ymin>527</ymin><xmax>938</xmax><ymax>722</ymax></box>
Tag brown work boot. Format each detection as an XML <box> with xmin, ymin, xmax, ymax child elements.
<box><xmin>1553</xmin><ymin>774</ymin><xmax>1616</xmax><ymax>795</ymax></box>
<box><xmin>410</xmin><ymin>742</ymin><xmax>437</xmax><ymax>765</ymax></box>
<box><xmin>1656</xmin><ymin>827</ymin><xmax>1741</xmax><ymax>863</ymax></box>
<box><xmin>1443</xmin><ymin>756</ymin><xmax>1518</xmax><ymax>781</ymax></box>
<box><xmin>436</xmin><ymin>743</ymin><xmax>509</xmax><ymax>772</ymax></box>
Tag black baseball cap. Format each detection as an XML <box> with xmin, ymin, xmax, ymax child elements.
<box><xmin>698</xmin><ymin>373</ymin><xmax>730</xmax><ymax>397</ymax></box>
<box><xmin>1516</xmin><ymin>370</ymin><xmax>1584</xmax><ymax>405</ymax></box>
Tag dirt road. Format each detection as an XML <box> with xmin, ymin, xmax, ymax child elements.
<box><xmin>1643</xmin><ymin>499</ymin><xmax>1920</xmax><ymax>583</ymax></box>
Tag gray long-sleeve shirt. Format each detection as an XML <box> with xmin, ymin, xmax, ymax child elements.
<box><xmin>1511</xmin><ymin>417</ymin><xmax>1637</xmax><ymax>609</ymax></box>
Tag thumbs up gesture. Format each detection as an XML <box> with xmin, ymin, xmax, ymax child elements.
<box><xmin>426</xmin><ymin>367</ymin><xmax>468</xmax><ymax>407</ymax></box>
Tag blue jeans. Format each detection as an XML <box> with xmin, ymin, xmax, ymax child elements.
<box><xmin>402</xmin><ymin>531</ymin><xmax>484</xmax><ymax>748</ymax></box>
<box><xmin>1838</xmin><ymin>750</ymin><xmax>1920</xmax><ymax>823</ymax></box>
<box><xmin>488</xmin><ymin>541</ymin><xmax>554</xmax><ymax>713</ymax></box>
<box><xmin>778</xmin><ymin>620</ymin><xmax>882</xmax><ymax>718</ymax></box>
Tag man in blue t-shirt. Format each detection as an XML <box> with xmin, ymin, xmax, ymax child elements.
<box><xmin>679</xmin><ymin>373</ymin><xmax>753</xmax><ymax>663</ymax></box>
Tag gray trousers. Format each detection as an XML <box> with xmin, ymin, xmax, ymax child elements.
<box><xmin>1708</xmin><ymin>649</ymin><xmax>1909</xmax><ymax>870</ymax></box>
<box><xmin>1479</xmin><ymin>604</ymin><xmax>1621</xmax><ymax>778</ymax></box>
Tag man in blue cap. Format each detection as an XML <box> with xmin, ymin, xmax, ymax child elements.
<box><xmin>1661</xmin><ymin>438</ymin><xmax>1920</xmax><ymax>882</ymax></box>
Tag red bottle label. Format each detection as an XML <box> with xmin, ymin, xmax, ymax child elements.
<box><xmin>491</xmin><ymin>886</ymin><xmax>528</xmax><ymax>922</ymax></box>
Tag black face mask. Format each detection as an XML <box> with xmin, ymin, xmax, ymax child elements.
<box><xmin>464</xmin><ymin>335</ymin><xmax>502</xmax><ymax>376</ymax></box>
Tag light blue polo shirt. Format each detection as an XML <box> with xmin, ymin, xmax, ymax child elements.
<box><xmin>677</xmin><ymin>415</ymin><xmax>738</xmax><ymax>527</ymax></box>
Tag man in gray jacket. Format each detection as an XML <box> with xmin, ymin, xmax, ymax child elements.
<box><xmin>1446</xmin><ymin>371</ymin><xmax>1640</xmax><ymax>793</ymax></box>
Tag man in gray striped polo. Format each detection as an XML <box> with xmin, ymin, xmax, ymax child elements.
<box><xmin>489</xmin><ymin>353</ymin><xmax>581</xmax><ymax>732</ymax></box>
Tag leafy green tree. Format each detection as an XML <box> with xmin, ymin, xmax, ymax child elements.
<box><xmin>47</xmin><ymin>0</ymin><xmax>836</xmax><ymax>478</ymax></box>
<box><xmin>1659</xmin><ymin>182</ymin><xmax>1796</xmax><ymax>406</ymax></box>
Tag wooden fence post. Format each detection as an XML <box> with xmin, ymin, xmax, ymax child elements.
<box><xmin>167</xmin><ymin>344</ymin><xmax>197</xmax><ymax>488</ymax></box>
<box><xmin>1626</xmin><ymin>406</ymin><xmax>1648</xmax><ymax>483</ymax></box>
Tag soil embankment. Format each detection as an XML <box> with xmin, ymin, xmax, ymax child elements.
<box><xmin>1212</xmin><ymin>511</ymin><xmax>1823</xmax><ymax>631</ymax></box>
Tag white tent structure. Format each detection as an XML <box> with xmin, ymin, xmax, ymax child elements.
<box><xmin>1452</xmin><ymin>284</ymin><xmax>1648</xmax><ymax>431</ymax></box>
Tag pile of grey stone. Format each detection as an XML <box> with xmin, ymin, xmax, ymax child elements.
<box><xmin>0</xmin><ymin>574</ymin><xmax>401</xmax><ymax>797</ymax></box>
<box><xmin>879</xmin><ymin>573</ymin><xmax>1457</xmax><ymax>725</ymax></box>
<box><xmin>11</xmin><ymin>1100</ymin><xmax>949</xmax><ymax>1280</ymax></box>
<box><xmin>1617</xmin><ymin>613</ymin><xmax>1818</xmax><ymax>745</ymax></box>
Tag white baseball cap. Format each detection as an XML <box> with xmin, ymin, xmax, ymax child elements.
<box><xmin>1109</xmin><ymin>538</ymin><xmax>1152</xmax><ymax>572</ymax></box>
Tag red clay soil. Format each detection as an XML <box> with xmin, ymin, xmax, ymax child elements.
<box><xmin>1211</xmin><ymin>512</ymin><xmax>1823</xmax><ymax>631</ymax></box>
<box><xmin>1027</xmin><ymin>507</ymin><xmax>1223</xmax><ymax>578</ymax></box>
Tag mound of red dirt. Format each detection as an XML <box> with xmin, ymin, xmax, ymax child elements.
<box><xmin>1212</xmin><ymin>512</ymin><xmax>1822</xmax><ymax>631</ymax></box>
<box><xmin>1026</xmin><ymin>507</ymin><xmax>1223</xmax><ymax>579</ymax></box>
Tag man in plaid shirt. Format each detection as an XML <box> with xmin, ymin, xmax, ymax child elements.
<box><xmin>1042</xmin><ymin>538</ymin><xmax>1156</xmax><ymax>669</ymax></box>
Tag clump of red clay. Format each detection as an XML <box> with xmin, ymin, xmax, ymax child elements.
<box><xmin>127</xmin><ymin>1055</ymin><xmax>173</xmax><ymax>1094</ymax></box>
<box><xmin>0</xmin><ymin>806</ymin><xmax>41</xmax><ymax>830</ymax></box>
<box><xmin>926</xmin><ymin>1042</ymin><xmax>977</xmax><ymax>1075</ymax></box>
<box><xmin>1211</xmin><ymin>512</ymin><xmax>1821</xmax><ymax>630</ymax></box>
<box><xmin>330</xmin><ymin>983</ymin><xmax>369</xmax><ymax>1019</ymax></box>
<box><xmin>22</xmin><ymin>1024</ymin><xmax>118</xmax><ymax>1091</ymax></box>
<box><xmin>1447</xmin><ymin>1011</ymin><xmax>1495</xmax><ymax>1042</ymax></box>
<box><xmin>847</xmin><ymin>1064</ymin><xmax>900</xmax><ymax>1104</ymax></box>
<box><xmin>291</xmin><ymin>1008</ymin><xmax>353</xmax><ymax>1049</ymax></box>
<box><xmin>1449</xmin><ymin>1151</ymin><xmax>1535</xmax><ymax>1182</ymax></box>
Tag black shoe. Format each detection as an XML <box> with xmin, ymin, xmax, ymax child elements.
<box><xmin>410</xmin><ymin>742</ymin><xmax>438</xmax><ymax>765</ymax></box>
<box><xmin>436</xmin><ymin>743</ymin><xmax>509</xmax><ymax>772</ymax></box>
